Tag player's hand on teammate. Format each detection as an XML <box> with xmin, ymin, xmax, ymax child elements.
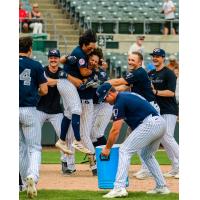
<box><xmin>101</xmin><ymin>147</ymin><xmax>110</xmax><ymax>156</ymax></box>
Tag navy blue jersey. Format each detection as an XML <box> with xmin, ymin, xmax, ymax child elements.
<box><xmin>123</xmin><ymin>67</ymin><xmax>155</xmax><ymax>102</ymax></box>
<box><xmin>19</xmin><ymin>56</ymin><xmax>47</xmax><ymax>107</ymax></box>
<box><xmin>37</xmin><ymin>66</ymin><xmax>63</xmax><ymax>114</ymax></box>
<box><xmin>148</xmin><ymin>67</ymin><xmax>178</xmax><ymax>115</ymax></box>
<box><xmin>112</xmin><ymin>92</ymin><xmax>158</xmax><ymax>130</ymax></box>
<box><xmin>93</xmin><ymin>67</ymin><xmax>108</xmax><ymax>104</ymax></box>
<box><xmin>63</xmin><ymin>46</ymin><xmax>88</xmax><ymax>80</ymax></box>
<box><xmin>64</xmin><ymin>46</ymin><xmax>94</xmax><ymax>99</ymax></box>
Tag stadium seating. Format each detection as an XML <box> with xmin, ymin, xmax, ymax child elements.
<box><xmin>58</xmin><ymin>0</ymin><xmax>179</xmax><ymax>34</ymax></box>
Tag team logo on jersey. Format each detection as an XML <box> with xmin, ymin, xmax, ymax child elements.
<box><xmin>79</xmin><ymin>58</ymin><xmax>85</xmax><ymax>65</ymax></box>
<box><xmin>113</xmin><ymin>109</ymin><xmax>118</xmax><ymax>117</ymax></box>
<box><xmin>100</xmin><ymin>71</ymin><xmax>106</xmax><ymax>78</ymax></box>
<box><xmin>126</xmin><ymin>72</ymin><xmax>134</xmax><ymax>78</ymax></box>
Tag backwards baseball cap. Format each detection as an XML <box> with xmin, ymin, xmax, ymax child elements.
<box><xmin>150</xmin><ymin>48</ymin><xmax>165</xmax><ymax>57</ymax></box>
<box><xmin>96</xmin><ymin>82</ymin><xmax>112</xmax><ymax>103</ymax></box>
<box><xmin>48</xmin><ymin>49</ymin><xmax>60</xmax><ymax>58</ymax></box>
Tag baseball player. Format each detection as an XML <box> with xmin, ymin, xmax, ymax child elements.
<box><xmin>107</xmin><ymin>51</ymin><xmax>160</xmax><ymax>179</ymax></box>
<box><xmin>149</xmin><ymin>48</ymin><xmax>179</xmax><ymax>178</ymax></box>
<box><xmin>90</xmin><ymin>48</ymin><xmax>113</xmax><ymax>147</ymax></box>
<box><xmin>55</xmin><ymin>54</ymin><xmax>93</xmax><ymax>155</ymax></box>
<box><xmin>60</xmin><ymin>29</ymin><xmax>99</xmax><ymax>175</ymax></box>
<box><xmin>19</xmin><ymin>36</ymin><xmax>48</xmax><ymax>198</ymax></box>
<box><xmin>36</xmin><ymin>49</ymin><xmax>79</xmax><ymax>175</ymax></box>
<box><xmin>97</xmin><ymin>83</ymin><xmax>170</xmax><ymax>198</ymax></box>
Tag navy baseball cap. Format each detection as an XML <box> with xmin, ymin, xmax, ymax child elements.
<box><xmin>96</xmin><ymin>82</ymin><xmax>112</xmax><ymax>103</ymax></box>
<box><xmin>48</xmin><ymin>49</ymin><xmax>60</xmax><ymax>58</ymax></box>
<box><xmin>150</xmin><ymin>48</ymin><xmax>165</xmax><ymax>57</ymax></box>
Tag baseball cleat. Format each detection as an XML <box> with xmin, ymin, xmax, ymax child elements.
<box><xmin>174</xmin><ymin>173</ymin><xmax>179</xmax><ymax>179</ymax></box>
<box><xmin>92</xmin><ymin>168</ymin><xmax>97</xmax><ymax>176</ymax></box>
<box><xmin>103</xmin><ymin>188</ymin><xmax>128</xmax><ymax>198</ymax></box>
<box><xmin>63</xmin><ymin>169</ymin><xmax>76</xmax><ymax>176</ymax></box>
<box><xmin>147</xmin><ymin>186</ymin><xmax>170</xmax><ymax>194</ymax></box>
<box><xmin>72</xmin><ymin>140</ymin><xmax>92</xmax><ymax>154</ymax></box>
<box><xmin>136</xmin><ymin>170</ymin><xmax>152</xmax><ymax>180</ymax></box>
<box><xmin>163</xmin><ymin>168</ymin><xmax>179</xmax><ymax>178</ymax></box>
<box><xmin>26</xmin><ymin>176</ymin><xmax>37</xmax><ymax>198</ymax></box>
<box><xmin>55</xmin><ymin>139</ymin><xmax>73</xmax><ymax>155</ymax></box>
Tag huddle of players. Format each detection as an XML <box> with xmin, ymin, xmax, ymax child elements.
<box><xmin>19</xmin><ymin>29</ymin><xmax>178</xmax><ymax>198</ymax></box>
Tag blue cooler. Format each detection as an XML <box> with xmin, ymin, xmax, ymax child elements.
<box><xmin>96</xmin><ymin>144</ymin><xmax>129</xmax><ymax>189</ymax></box>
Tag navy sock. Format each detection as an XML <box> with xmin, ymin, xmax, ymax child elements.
<box><xmin>72</xmin><ymin>114</ymin><xmax>81</xmax><ymax>141</ymax></box>
<box><xmin>60</xmin><ymin>116</ymin><xmax>71</xmax><ymax>141</ymax></box>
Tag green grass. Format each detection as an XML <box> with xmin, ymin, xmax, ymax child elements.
<box><xmin>19</xmin><ymin>190</ymin><xmax>179</xmax><ymax>200</ymax></box>
<box><xmin>42</xmin><ymin>149</ymin><xmax>171</xmax><ymax>165</ymax></box>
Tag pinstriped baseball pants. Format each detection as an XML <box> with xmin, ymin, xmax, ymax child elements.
<box><xmin>161</xmin><ymin>114</ymin><xmax>178</xmax><ymax>170</ymax></box>
<box><xmin>90</xmin><ymin>102</ymin><xmax>113</xmax><ymax>142</ymax></box>
<box><xmin>19</xmin><ymin>107</ymin><xmax>41</xmax><ymax>184</ymax></box>
<box><xmin>57</xmin><ymin>79</ymin><xmax>82</xmax><ymax>118</ymax></box>
<box><xmin>114</xmin><ymin>115</ymin><xmax>167</xmax><ymax>189</ymax></box>
<box><xmin>36</xmin><ymin>110</ymin><xmax>75</xmax><ymax>170</ymax></box>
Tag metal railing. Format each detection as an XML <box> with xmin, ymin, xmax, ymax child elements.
<box><xmin>84</xmin><ymin>19</ymin><xmax>179</xmax><ymax>35</ymax></box>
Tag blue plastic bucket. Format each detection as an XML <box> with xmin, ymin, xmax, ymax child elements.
<box><xmin>96</xmin><ymin>144</ymin><xmax>129</xmax><ymax>189</ymax></box>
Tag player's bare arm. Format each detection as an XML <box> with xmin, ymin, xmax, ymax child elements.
<box><xmin>108</xmin><ymin>78</ymin><xmax>128</xmax><ymax>86</ymax></box>
<box><xmin>153</xmin><ymin>89</ymin><xmax>175</xmax><ymax>97</ymax></box>
<box><xmin>67</xmin><ymin>74</ymin><xmax>83</xmax><ymax>87</ymax></box>
<box><xmin>38</xmin><ymin>82</ymin><xmax>48</xmax><ymax>96</ymax></box>
<box><xmin>79</xmin><ymin>67</ymin><xmax>93</xmax><ymax>77</ymax></box>
<box><xmin>59</xmin><ymin>55</ymin><xmax>67</xmax><ymax>64</ymax></box>
<box><xmin>102</xmin><ymin>119</ymin><xmax>123</xmax><ymax>156</ymax></box>
<box><xmin>47</xmin><ymin>78</ymin><xmax>58</xmax><ymax>87</ymax></box>
<box><xmin>115</xmin><ymin>85</ymin><xmax>130</xmax><ymax>92</ymax></box>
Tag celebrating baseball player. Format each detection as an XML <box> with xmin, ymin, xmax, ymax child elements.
<box><xmin>19</xmin><ymin>36</ymin><xmax>48</xmax><ymax>198</ymax></box>
<box><xmin>107</xmin><ymin>51</ymin><xmax>160</xmax><ymax>179</ymax></box>
<box><xmin>97</xmin><ymin>83</ymin><xmax>170</xmax><ymax>198</ymax></box>
<box><xmin>149</xmin><ymin>48</ymin><xmax>179</xmax><ymax>178</ymax></box>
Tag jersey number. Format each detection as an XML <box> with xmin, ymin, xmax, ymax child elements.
<box><xmin>20</xmin><ymin>69</ymin><xmax>31</xmax><ymax>86</ymax></box>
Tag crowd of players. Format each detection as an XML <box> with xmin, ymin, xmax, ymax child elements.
<box><xmin>19</xmin><ymin>29</ymin><xmax>179</xmax><ymax>198</ymax></box>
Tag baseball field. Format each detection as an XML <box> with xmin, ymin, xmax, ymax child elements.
<box><xmin>19</xmin><ymin>148</ymin><xmax>179</xmax><ymax>200</ymax></box>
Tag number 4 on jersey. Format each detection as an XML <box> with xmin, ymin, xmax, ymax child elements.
<box><xmin>20</xmin><ymin>69</ymin><xmax>31</xmax><ymax>86</ymax></box>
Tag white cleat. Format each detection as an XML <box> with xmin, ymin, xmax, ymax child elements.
<box><xmin>147</xmin><ymin>186</ymin><xmax>170</xmax><ymax>194</ymax></box>
<box><xmin>55</xmin><ymin>139</ymin><xmax>73</xmax><ymax>155</ymax></box>
<box><xmin>103</xmin><ymin>188</ymin><xmax>128</xmax><ymax>198</ymax></box>
<box><xmin>174</xmin><ymin>173</ymin><xmax>179</xmax><ymax>179</ymax></box>
<box><xmin>136</xmin><ymin>170</ymin><xmax>152</xmax><ymax>180</ymax></box>
<box><xmin>164</xmin><ymin>169</ymin><xmax>179</xmax><ymax>178</ymax></box>
<box><xmin>26</xmin><ymin>176</ymin><xmax>37</xmax><ymax>199</ymax></box>
<box><xmin>72</xmin><ymin>140</ymin><xmax>92</xmax><ymax>154</ymax></box>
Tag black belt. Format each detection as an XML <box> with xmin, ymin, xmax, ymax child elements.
<box><xmin>81</xmin><ymin>100</ymin><xmax>90</xmax><ymax>104</ymax></box>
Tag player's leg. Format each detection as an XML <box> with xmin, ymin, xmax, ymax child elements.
<box><xmin>20</xmin><ymin>107</ymin><xmax>41</xmax><ymax>198</ymax></box>
<box><xmin>80</xmin><ymin>100</ymin><xmax>97</xmax><ymax>174</ymax></box>
<box><xmin>161</xmin><ymin>114</ymin><xmax>179</xmax><ymax>177</ymax></box>
<box><xmin>50</xmin><ymin>113</ymin><xmax>76</xmax><ymax>174</ymax></box>
<box><xmin>19</xmin><ymin>122</ymin><xmax>29</xmax><ymax>185</ymax></box>
<box><xmin>134</xmin><ymin>101</ymin><xmax>161</xmax><ymax>179</ymax></box>
<box><xmin>91</xmin><ymin>103</ymin><xmax>113</xmax><ymax>147</ymax></box>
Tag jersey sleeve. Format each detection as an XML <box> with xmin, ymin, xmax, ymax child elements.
<box><xmin>36</xmin><ymin>63</ymin><xmax>47</xmax><ymax>84</ymax></box>
<box><xmin>112</xmin><ymin>101</ymin><xmax>125</xmax><ymax>121</ymax></box>
<box><xmin>166</xmin><ymin>70</ymin><xmax>177</xmax><ymax>92</ymax></box>
<box><xmin>123</xmin><ymin>71</ymin><xmax>138</xmax><ymax>85</ymax></box>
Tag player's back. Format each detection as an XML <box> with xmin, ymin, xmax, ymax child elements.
<box><xmin>19</xmin><ymin>56</ymin><xmax>46</xmax><ymax>107</ymax></box>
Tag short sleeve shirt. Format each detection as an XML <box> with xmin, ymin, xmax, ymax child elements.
<box><xmin>19</xmin><ymin>56</ymin><xmax>47</xmax><ymax>107</ymax></box>
<box><xmin>123</xmin><ymin>67</ymin><xmax>156</xmax><ymax>102</ymax></box>
<box><xmin>112</xmin><ymin>92</ymin><xmax>158</xmax><ymax>130</ymax></box>
<box><xmin>148</xmin><ymin>67</ymin><xmax>178</xmax><ymax>115</ymax></box>
<box><xmin>36</xmin><ymin>66</ymin><xmax>63</xmax><ymax>114</ymax></box>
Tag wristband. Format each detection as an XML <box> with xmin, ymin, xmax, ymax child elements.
<box><xmin>155</xmin><ymin>90</ymin><xmax>158</xmax><ymax>95</ymax></box>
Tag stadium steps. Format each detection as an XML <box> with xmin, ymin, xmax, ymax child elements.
<box><xmin>29</xmin><ymin>0</ymin><xmax>79</xmax><ymax>55</ymax></box>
